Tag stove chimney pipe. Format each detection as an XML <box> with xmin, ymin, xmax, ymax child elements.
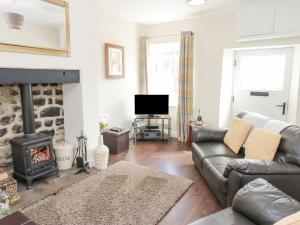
<box><xmin>19</xmin><ymin>84</ymin><xmax>36</xmax><ymax>137</ymax></box>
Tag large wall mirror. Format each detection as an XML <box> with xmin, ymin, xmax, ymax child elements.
<box><xmin>0</xmin><ymin>0</ymin><xmax>70</xmax><ymax>56</ymax></box>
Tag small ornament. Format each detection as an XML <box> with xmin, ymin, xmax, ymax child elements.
<box><xmin>100</xmin><ymin>116</ymin><xmax>109</xmax><ymax>134</ymax></box>
<box><xmin>1</xmin><ymin>199</ymin><xmax>10</xmax><ymax>215</ymax></box>
<box><xmin>0</xmin><ymin>190</ymin><xmax>8</xmax><ymax>203</ymax></box>
<box><xmin>0</xmin><ymin>190</ymin><xmax>10</xmax><ymax>215</ymax></box>
<box><xmin>9</xmin><ymin>194</ymin><xmax>21</xmax><ymax>206</ymax></box>
<box><xmin>197</xmin><ymin>109</ymin><xmax>202</xmax><ymax>122</ymax></box>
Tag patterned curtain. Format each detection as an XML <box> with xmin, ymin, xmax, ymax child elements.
<box><xmin>177</xmin><ymin>31</ymin><xmax>194</xmax><ymax>142</ymax></box>
<box><xmin>140</xmin><ymin>36</ymin><xmax>149</xmax><ymax>94</ymax></box>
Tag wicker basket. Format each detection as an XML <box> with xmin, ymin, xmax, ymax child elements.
<box><xmin>0</xmin><ymin>176</ymin><xmax>18</xmax><ymax>198</ymax></box>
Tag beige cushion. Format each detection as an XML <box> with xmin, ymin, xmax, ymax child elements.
<box><xmin>224</xmin><ymin>117</ymin><xmax>252</xmax><ymax>154</ymax></box>
<box><xmin>274</xmin><ymin>211</ymin><xmax>300</xmax><ymax>225</ymax></box>
<box><xmin>244</xmin><ymin>128</ymin><xmax>281</xmax><ymax>161</ymax></box>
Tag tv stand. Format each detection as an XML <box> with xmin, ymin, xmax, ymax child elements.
<box><xmin>134</xmin><ymin>115</ymin><xmax>171</xmax><ymax>142</ymax></box>
<box><xmin>148</xmin><ymin>115</ymin><xmax>160</xmax><ymax>118</ymax></box>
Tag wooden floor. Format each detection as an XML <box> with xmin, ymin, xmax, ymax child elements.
<box><xmin>109</xmin><ymin>139</ymin><xmax>222</xmax><ymax>225</ymax></box>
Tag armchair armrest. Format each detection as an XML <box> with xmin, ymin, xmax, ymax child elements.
<box><xmin>192</xmin><ymin>127</ymin><xmax>228</xmax><ymax>143</ymax></box>
<box><xmin>232</xmin><ymin>178</ymin><xmax>300</xmax><ymax>225</ymax></box>
<box><xmin>224</xmin><ymin>159</ymin><xmax>300</xmax><ymax>178</ymax></box>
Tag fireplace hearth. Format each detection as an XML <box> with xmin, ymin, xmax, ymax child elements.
<box><xmin>0</xmin><ymin>68</ymin><xmax>80</xmax><ymax>189</ymax></box>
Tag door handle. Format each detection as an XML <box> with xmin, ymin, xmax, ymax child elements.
<box><xmin>276</xmin><ymin>102</ymin><xmax>286</xmax><ymax>115</ymax></box>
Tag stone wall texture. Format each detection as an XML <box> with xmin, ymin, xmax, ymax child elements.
<box><xmin>0</xmin><ymin>84</ymin><xmax>64</xmax><ymax>171</ymax></box>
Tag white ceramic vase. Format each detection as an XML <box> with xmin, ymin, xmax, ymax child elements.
<box><xmin>94</xmin><ymin>135</ymin><xmax>109</xmax><ymax>170</ymax></box>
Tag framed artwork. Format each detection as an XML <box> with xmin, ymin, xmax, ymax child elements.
<box><xmin>105</xmin><ymin>43</ymin><xmax>125</xmax><ymax>79</ymax></box>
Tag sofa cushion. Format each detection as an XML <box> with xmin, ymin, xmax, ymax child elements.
<box><xmin>274</xmin><ymin>211</ymin><xmax>300</xmax><ymax>225</ymax></box>
<box><xmin>224</xmin><ymin>117</ymin><xmax>252</xmax><ymax>154</ymax></box>
<box><xmin>188</xmin><ymin>208</ymin><xmax>256</xmax><ymax>225</ymax></box>
<box><xmin>192</xmin><ymin>142</ymin><xmax>241</xmax><ymax>168</ymax></box>
<box><xmin>203</xmin><ymin>157</ymin><xmax>234</xmax><ymax>194</ymax></box>
<box><xmin>244</xmin><ymin>128</ymin><xmax>281</xmax><ymax>161</ymax></box>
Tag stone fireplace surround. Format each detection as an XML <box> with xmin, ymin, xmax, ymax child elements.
<box><xmin>0</xmin><ymin>68</ymin><xmax>80</xmax><ymax>172</ymax></box>
<box><xmin>0</xmin><ymin>84</ymin><xmax>64</xmax><ymax>170</ymax></box>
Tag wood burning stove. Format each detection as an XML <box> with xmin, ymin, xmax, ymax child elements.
<box><xmin>0</xmin><ymin>68</ymin><xmax>80</xmax><ymax>190</ymax></box>
<box><xmin>10</xmin><ymin>84</ymin><xmax>59</xmax><ymax>189</ymax></box>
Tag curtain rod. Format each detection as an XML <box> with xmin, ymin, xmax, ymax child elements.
<box><xmin>148</xmin><ymin>34</ymin><xmax>181</xmax><ymax>39</ymax></box>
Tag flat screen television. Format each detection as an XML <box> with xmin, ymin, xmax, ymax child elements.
<box><xmin>135</xmin><ymin>95</ymin><xmax>169</xmax><ymax>115</ymax></box>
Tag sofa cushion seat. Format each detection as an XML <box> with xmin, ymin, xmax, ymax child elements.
<box><xmin>203</xmin><ymin>156</ymin><xmax>235</xmax><ymax>194</ymax></box>
<box><xmin>188</xmin><ymin>208</ymin><xmax>256</xmax><ymax>225</ymax></box>
<box><xmin>192</xmin><ymin>142</ymin><xmax>241</xmax><ymax>168</ymax></box>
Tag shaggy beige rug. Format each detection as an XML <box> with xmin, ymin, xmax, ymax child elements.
<box><xmin>22</xmin><ymin>161</ymin><xmax>193</xmax><ymax>225</ymax></box>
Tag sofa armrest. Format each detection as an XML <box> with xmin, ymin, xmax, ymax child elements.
<box><xmin>223</xmin><ymin>159</ymin><xmax>300</xmax><ymax>178</ymax></box>
<box><xmin>232</xmin><ymin>178</ymin><xmax>300</xmax><ymax>225</ymax></box>
<box><xmin>192</xmin><ymin>127</ymin><xmax>228</xmax><ymax>143</ymax></box>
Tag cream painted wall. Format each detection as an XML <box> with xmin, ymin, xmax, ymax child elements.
<box><xmin>0</xmin><ymin>0</ymin><xmax>100</xmax><ymax>153</ymax></box>
<box><xmin>219</xmin><ymin>50</ymin><xmax>234</xmax><ymax>128</ymax></box>
<box><xmin>96</xmin><ymin>11</ymin><xmax>140</xmax><ymax>132</ymax></box>
<box><xmin>143</xmin><ymin>10</ymin><xmax>300</xmax><ymax>128</ymax></box>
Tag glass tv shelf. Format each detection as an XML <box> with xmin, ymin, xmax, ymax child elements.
<box><xmin>133</xmin><ymin>115</ymin><xmax>171</xmax><ymax>142</ymax></box>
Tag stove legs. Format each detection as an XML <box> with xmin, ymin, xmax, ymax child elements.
<box><xmin>13</xmin><ymin>167</ymin><xmax>59</xmax><ymax>190</ymax></box>
<box><xmin>26</xmin><ymin>179</ymin><xmax>32</xmax><ymax>190</ymax></box>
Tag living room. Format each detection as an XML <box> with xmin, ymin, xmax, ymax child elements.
<box><xmin>1</xmin><ymin>0</ymin><xmax>300</xmax><ymax>224</ymax></box>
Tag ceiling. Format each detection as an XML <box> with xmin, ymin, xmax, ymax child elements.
<box><xmin>96</xmin><ymin>0</ymin><xmax>264</xmax><ymax>24</ymax></box>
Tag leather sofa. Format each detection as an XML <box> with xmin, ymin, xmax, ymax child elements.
<box><xmin>192</xmin><ymin>112</ymin><xmax>300</xmax><ymax>207</ymax></box>
<box><xmin>189</xmin><ymin>178</ymin><xmax>300</xmax><ymax>225</ymax></box>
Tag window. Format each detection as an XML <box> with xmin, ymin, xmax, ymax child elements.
<box><xmin>238</xmin><ymin>52</ymin><xmax>288</xmax><ymax>91</ymax></box>
<box><xmin>148</xmin><ymin>40</ymin><xmax>180</xmax><ymax>106</ymax></box>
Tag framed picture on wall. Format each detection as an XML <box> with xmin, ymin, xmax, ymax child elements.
<box><xmin>105</xmin><ymin>43</ymin><xmax>125</xmax><ymax>79</ymax></box>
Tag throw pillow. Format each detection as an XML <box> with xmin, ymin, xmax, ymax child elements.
<box><xmin>244</xmin><ymin>128</ymin><xmax>281</xmax><ymax>161</ymax></box>
<box><xmin>274</xmin><ymin>211</ymin><xmax>300</xmax><ymax>225</ymax></box>
<box><xmin>224</xmin><ymin>117</ymin><xmax>252</xmax><ymax>154</ymax></box>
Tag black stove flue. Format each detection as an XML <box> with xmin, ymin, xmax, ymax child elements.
<box><xmin>20</xmin><ymin>84</ymin><xmax>36</xmax><ymax>136</ymax></box>
<box><xmin>0</xmin><ymin>68</ymin><xmax>80</xmax><ymax>189</ymax></box>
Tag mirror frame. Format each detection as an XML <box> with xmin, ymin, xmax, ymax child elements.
<box><xmin>0</xmin><ymin>0</ymin><xmax>70</xmax><ymax>57</ymax></box>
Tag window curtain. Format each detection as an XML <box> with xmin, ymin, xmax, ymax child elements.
<box><xmin>140</xmin><ymin>36</ymin><xmax>149</xmax><ymax>94</ymax></box>
<box><xmin>177</xmin><ymin>31</ymin><xmax>194</xmax><ymax>142</ymax></box>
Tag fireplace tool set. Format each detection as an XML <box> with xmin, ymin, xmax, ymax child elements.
<box><xmin>73</xmin><ymin>132</ymin><xmax>90</xmax><ymax>174</ymax></box>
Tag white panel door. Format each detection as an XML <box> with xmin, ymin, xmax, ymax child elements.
<box><xmin>275</xmin><ymin>0</ymin><xmax>300</xmax><ymax>33</ymax></box>
<box><xmin>233</xmin><ymin>48</ymin><xmax>293</xmax><ymax>120</ymax></box>
<box><xmin>237</xmin><ymin>0</ymin><xmax>275</xmax><ymax>37</ymax></box>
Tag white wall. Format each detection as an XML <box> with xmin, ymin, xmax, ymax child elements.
<box><xmin>96</xmin><ymin>11</ymin><xmax>140</xmax><ymax>131</ymax></box>
<box><xmin>219</xmin><ymin>50</ymin><xmax>234</xmax><ymax>128</ymax></box>
<box><xmin>0</xmin><ymin>0</ymin><xmax>100</xmax><ymax>153</ymax></box>
<box><xmin>142</xmin><ymin>10</ymin><xmax>300</xmax><ymax>127</ymax></box>
<box><xmin>283</xmin><ymin>46</ymin><xmax>300</xmax><ymax>123</ymax></box>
